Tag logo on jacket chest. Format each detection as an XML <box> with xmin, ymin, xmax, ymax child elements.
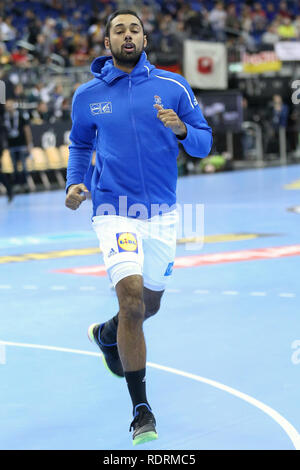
<box><xmin>90</xmin><ymin>102</ymin><xmax>112</xmax><ymax>115</ymax></box>
<box><xmin>153</xmin><ymin>95</ymin><xmax>164</xmax><ymax>108</ymax></box>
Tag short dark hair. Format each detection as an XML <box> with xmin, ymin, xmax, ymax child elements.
<box><xmin>105</xmin><ymin>9</ymin><xmax>145</xmax><ymax>38</ymax></box>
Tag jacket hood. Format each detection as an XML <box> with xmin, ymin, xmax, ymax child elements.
<box><xmin>90</xmin><ymin>51</ymin><xmax>155</xmax><ymax>84</ymax></box>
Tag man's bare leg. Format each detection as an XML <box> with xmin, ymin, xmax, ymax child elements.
<box><xmin>115</xmin><ymin>274</ymin><xmax>145</xmax><ymax>371</ymax></box>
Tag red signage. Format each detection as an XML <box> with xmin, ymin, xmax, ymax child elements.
<box><xmin>54</xmin><ymin>245</ymin><xmax>300</xmax><ymax>276</ymax></box>
<box><xmin>197</xmin><ymin>57</ymin><xmax>213</xmax><ymax>74</ymax></box>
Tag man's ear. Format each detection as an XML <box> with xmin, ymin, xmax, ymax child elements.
<box><xmin>104</xmin><ymin>36</ymin><xmax>110</xmax><ymax>50</ymax></box>
<box><xmin>144</xmin><ymin>35</ymin><xmax>147</xmax><ymax>49</ymax></box>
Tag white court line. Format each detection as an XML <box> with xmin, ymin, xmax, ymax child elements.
<box><xmin>0</xmin><ymin>343</ymin><xmax>6</xmax><ymax>364</ymax></box>
<box><xmin>222</xmin><ymin>291</ymin><xmax>239</xmax><ymax>295</ymax></box>
<box><xmin>0</xmin><ymin>340</ymin><xmax>299</xmax><ymax>450</ymax></box>
<box><xmin>250</xmin><ymin>292</ymin><xmax>267</xmax><ymax>296</ymax></box>
<box><xmin>279</xmin><ymin>293</ymin><xmax>296</xmax><ymax>298</ymax></box>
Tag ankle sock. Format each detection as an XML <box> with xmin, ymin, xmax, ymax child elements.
<box><xmin>125</xmin><ymin>368</ymin><xmax>150</xmax><ymax>413</ymax></box>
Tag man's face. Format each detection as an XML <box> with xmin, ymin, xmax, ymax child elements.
<box><xmin>105</xmin><ymin>14</ymin><xmax>147</xmax><ymax>67</ymax></box>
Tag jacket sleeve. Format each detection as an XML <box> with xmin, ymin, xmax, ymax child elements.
<box><xmin>66</xmin><ymin>91</ymin><xmax>96</xmax><ymax>192</ymax></box>
<box><xmin>176</xmin><ymin>77</ymin><xmax>212</xmax><ymax>158</ymax></box>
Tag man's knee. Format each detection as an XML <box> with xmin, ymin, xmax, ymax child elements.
<box><xmin>116</xmin><ymin>275</ymin><xmax>145</xmax><ymax>322</ymax></box>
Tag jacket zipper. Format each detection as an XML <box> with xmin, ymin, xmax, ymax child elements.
<box><xmin>128</xmin><ymin>75</ymin><xmax>150</xmax><ymax>209</ymax></box>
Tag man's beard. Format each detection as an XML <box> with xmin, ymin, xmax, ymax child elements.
<box><xmin>110</xmin><ymin>44</ymin><xmax>143</xmax><ymax>67</ymax></box>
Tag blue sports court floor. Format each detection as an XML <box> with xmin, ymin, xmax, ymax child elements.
<box><xmin>0</xmin><ymin>164</ymin><xmax>300</xmax><ymax>450</ymax></box>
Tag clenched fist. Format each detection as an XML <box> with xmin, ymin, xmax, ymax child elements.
<box><xmin>65</xmin><ymin>183</ymin><xmax>89</xmax><ymax>210</ymax></box>
<box><xmin>154</xmin><ymin>104</ymin><xmax>187</xmax><ymax>139</ymax></box>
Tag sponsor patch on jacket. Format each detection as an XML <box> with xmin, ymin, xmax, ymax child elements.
<box><xmin>164</xmin><ymin>261</ymin><xmax>174</xmax><ymax>276</ymax></box>
<box><xmin>90</xmin><ymin>102</ymin><xmax>112</xmax><ymax>115</ymax></box>
<box><xmin>153</xmin><ymin>95</ymin><xmax>164</xmax><ymax>108</ymax></box>
<box><xmin>116</xmin><ymin>232</ymin><xmax>138</xmax><ymax>253</ymax></box>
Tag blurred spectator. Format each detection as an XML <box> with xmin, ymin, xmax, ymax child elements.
<box><xmin>277</xmin><ymin>17</ymin><xmax>297</xmax><ymax>39</ymax></box>
<box><xmin>262</xmin><ymin>23</ymin><xmax>280</xmax><ymax>45</ymax></box>
<box><xmin>13</xmin><ymin>83</ymin><xmax>27</xmax><ymax>107</ymax></box>
<box><xmin>139</xmin><ymin>5</ymin><xmax>156</xmax><ymax>34</ymax></box>
<box><xmin>2</xmin><ymin>99</ymin><xmax>33</xmax><ymax>190</ymax></box>
<box><xmin>51</xmin><ymin>83</ymin><xmax>64</xmax><ymax>118</ymax></box>
<box><xmin>71</xmin><ymin>37</ymin><xmax>90</xmax><ymax>66</ymax></box>
<box><xmin>28</xmin><ymin>82</ymin><xmax>50</xmax><ymax>104</ymax></box>
<box><xmin>152</xmin><ymin>17</ymin><xmax>181</xmax><ymax>64</ymax></box>
<box><xmin>209</xmin><ymin>2</ymin><xmax>227</xmax><ymax>42</ymax></box>
<box><xmin>0</xmin><ymin>114</ymin><xmax>14</xmax><ymax>202</ymax></box>
<box><xmin>31</xmin><ymin>101</ymin><xmax>54</xmax><ymax>125</ymax></box>
<box><xmin>294</xmin><ymin>15</ymin><xmax>300</xmax><ymax>38</ymax></box>
<box><xmin>225</xmin><ymin>4</ymin><xmax>241</xmax><ymax>41</ymax></box>
<box><xmin>0</xmin><ymin>16</ymin><xmax>17</xmax><ymax>51</ymax></box>
<box><xmin>11</xmin><ymin>46</ymin><xmax>30</xmax><ymax>65</ymax></box>
<box><xmin>270</xmin><ymin>94</ymin><xmax>289</xmax><ymax>128</ymax></box>
<box><xmin>60</xmin><ymin>98</ymin><xmax>71</xmax><ymax>121</ymax></box>
<box><xmin>173</xmin><ymin>20</ymin><xmax>189</xmax><ymax>45</ymax></box>
<box><xmin>42</xmin><ymin>17</ymin><xmax>57</xmax><ymax>43</ymax></box>
<box><xmin>287</xmin><ymin>104</ymin><xmax>300</xmax><ymax>153</ymax></box>
<box><xmin>26</xmin><ymin>10</ymin><xmax>42</xmax><ymax>45</ymax></box>
<box><xmin>241</xmin><ymin>97</ymin><xmax>255</xmax><ymax>157</ymax></box>
<box><xmin>265</xmin><ymin>2</ymin><xmax>277</xmax><ymax>23</ymax></box>
<box><xmin>0</xmin><ymin>41</ymin><xmax>10</xmax><ymax>64</ymax></box>
<box><xmin>251</xmin><ymin>2</ymin><xmax>267</xmax><ymax>33</ymax></box>
<box><xmin>241</xmin><ymin>4</ymin><xmax>253</xmax><ymax>33</ymax></box>
<box><xmin>278</xmin><ymin>1</ymin><xmax>292</xmax><ymax>19</ymax></box>
<box><xmin>33</xmin><ymin>34</ymin><xmax>52</xmax><ymax>64</ymax></box>
<box><xmin>88</xmin><ymin>19</ymin><xmax>105</xmax><ymax>49</ymax></box>
<box><xmin>185</xmin><ymin>9</ymin><xmax>211</xmax><ymax>40</ymax></box>
<box><xmin>266</xmin><ymin>95</ymin><xmax>289</xmax><ymax>154</ymax></box>
<box><xmin>176</xmin><ymin>2</ymin><xmax>196</xmax><ymax>24</ymax></box>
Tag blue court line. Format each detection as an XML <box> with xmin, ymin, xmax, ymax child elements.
<box><xmin>0</xmin><ymin>231</ymin><xmax>95</xmax><ymax>249</ymax></box>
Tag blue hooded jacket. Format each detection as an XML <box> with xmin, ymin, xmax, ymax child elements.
<box><xmin>66</xmin><ymin>51</ymin><xmax>212</xmax><ymax>218</ymax></box>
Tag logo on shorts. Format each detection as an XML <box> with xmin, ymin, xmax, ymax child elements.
<box><xmin>164</xmin><ymin>261</ymin><xmax>174</xmax><ymax>276</ymax></box>
<box><xmin>90</xmin><ymin>102</ymin><xmax>112</xmax><ymax>115</ymax></box>
<box><xmin>116</xmin><ymin>232</ymin><xmax>138</xmax><ymax>253</ymax></box>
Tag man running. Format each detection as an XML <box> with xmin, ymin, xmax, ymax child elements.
<box><xmin>65</xmin><ymin>9</ymin><xmax>212</xmax><ymax>446</ymax></box>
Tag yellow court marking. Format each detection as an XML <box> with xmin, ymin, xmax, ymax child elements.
<box><xmin>284</xmin><ymin>179</ymin><xmax>300</xmax><ymax>190</ymax></box>
<box><xmin>0</xmin><ymin>233</ymin><xmax>274</xmax><ymax>264</ymax></box>
<box><xmin>0</xmin><ymin>248</ymin><xmax>100</xmax><ymax>264</ymax></box>
<box><xmin>177</xmin><ymin>233</ymin><xmax>259</xmax><ymax>244</ymax></box>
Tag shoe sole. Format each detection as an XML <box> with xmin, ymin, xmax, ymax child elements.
<box><xmin>87</xmin><ymin>323</ymin><xmax>123</xmax><ymax>379</ymax></box>
<box><xmin>133</xmin><ymin>431</ymin><xmax>158</xmax><ymax>446</ymax></box>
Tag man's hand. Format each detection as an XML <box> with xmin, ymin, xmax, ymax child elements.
<box><xmin>65</xmin><ymin>183</ymin><xmax>89</xmax><ymax>210</ymax></box>
<box><xmin>154</xmin><ymin>104</ymin><xmax>187</xmax><ymax>139</ymax></box>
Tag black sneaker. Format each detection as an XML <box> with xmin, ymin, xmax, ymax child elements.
<box><xmin>87</xmin><ymin>323</ymin><xmax>124</xmax><ymax>378</ymax></box>
<box><xmin>129</xmin><ymin>404</ymin><xmax>158</xmax><ymax>446</ymax></box>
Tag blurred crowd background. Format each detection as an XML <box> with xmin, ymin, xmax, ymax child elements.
<box><xmin>0</xmin><ymin>0</ymin><xmax>300</xmax><ymax>198</ymax></box>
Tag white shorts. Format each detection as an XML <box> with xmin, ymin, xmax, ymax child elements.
<box><xmin>92</xmin><ymin>210</ymin><xmax>178</xmax><ymax>291</ymax></box>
